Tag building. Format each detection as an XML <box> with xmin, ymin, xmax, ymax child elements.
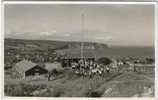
<box><xmin>13</xmin><ymin>59</ymin><xmax>48</xmax><ymax>79</ymax></box>
<box><xmin>61</xmin><ymin>49</ymin><xmax>95</xmax><ymax>67</ymax></box>
<box><xmin>134</xmin><ymin>64</ymin><xmax>154</xmax><ymax>73</ymax></box>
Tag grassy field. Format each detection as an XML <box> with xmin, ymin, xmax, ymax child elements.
<box><xmin>5</xmin><ymin>69</ymin><xmax>154</xmax><ymax>97</ymax></box>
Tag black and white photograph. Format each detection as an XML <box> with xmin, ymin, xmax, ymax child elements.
<box><xmin>4</xmin><ymin>4</ymin><xmax>155</xmax><ymax>97</ymax></box>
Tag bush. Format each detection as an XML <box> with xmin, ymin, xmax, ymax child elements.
<box><xmin>5</xmin><ymin>83</ymin><xmax>66</xmax><ymax>97</ymax></box>
<box><xmin>50</xmin><ymin>84</ymin><xmax>65</xmax><ymax>97</ymax></box>
<box><xmin>86</xmin><ymin>90</ymin><xmax>102</xmax><ymax>97</ymax></box>
<box><xmin>5</xmin><ymin>84</ymin><xmax>24</xmax><ymax>96</ymax></box>
<box><xmin>5</xmin><ymin>83</ymin><xmax>48</xmax><ymax>96</ymax></box>
<box><xmin>97</xmin><ymin>57</ymin><xmax>112</xmax><ymax>65</ymax></box>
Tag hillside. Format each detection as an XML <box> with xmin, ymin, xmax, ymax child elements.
<box><xmin>5</xmin><ymin>38</ymin><xmax>154</xmax><ymax>59</ymax></box>
<box><xmin>5</xmin><ymin>38</ymin><xmax>108</xmax><ymax>51</ymax></box>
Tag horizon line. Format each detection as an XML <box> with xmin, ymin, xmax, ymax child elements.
<box><xmin>4</xmin><ymin>37</ymin><xmax>154</xmax><ymax>47</ymax></box>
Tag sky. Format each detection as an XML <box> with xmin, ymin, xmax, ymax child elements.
<box><xmin>5</xmin><ymin>4</ymin><xmax>154</xmax><ymax>46</ymax></box>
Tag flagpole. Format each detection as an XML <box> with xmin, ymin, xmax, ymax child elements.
<box><xmin>81</xmin><ymin>14</ymin><xmax>84</xmax><ymax>59</ymax></box>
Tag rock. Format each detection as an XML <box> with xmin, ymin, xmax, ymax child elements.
<box><xmin>102</xmin><ymin>88</ymin><xmax>113</xmax><ymax>97</ymax></box>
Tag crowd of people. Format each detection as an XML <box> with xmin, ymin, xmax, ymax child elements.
<box><xmin>70</xmin><ymin>59</ymin><xmax>111</xmax><ymax>77</ymax></box>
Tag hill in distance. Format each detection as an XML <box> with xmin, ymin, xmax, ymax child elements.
<box><xmin>5</xmin><ymin>38</ymin><xmax>109</xmax><ymax>51</ymax></box>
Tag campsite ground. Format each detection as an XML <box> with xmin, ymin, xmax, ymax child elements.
<box><xmin>4</xmin><ymin>68</ymin><xmax>154</xmax><ymax>97</ymax></box>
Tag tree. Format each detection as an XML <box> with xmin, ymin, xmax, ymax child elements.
<box><xmin>47</xmin><ymin>68</ymin><xmax>64</xmax><ymax>81</ymax></box>
<box><xmin>97</xmin><ymin>57</ymin><xmax>112</xmax><ymax>65</ymax></box>
<box><xmin>48</xmin><ymin>69</ymin><xmax>58</xmax><ymax>81</ymax></box>
<box><xmin>145</xmin><ymin>58</ymin><xmax>154</xmax><ymax>64</ymax></box>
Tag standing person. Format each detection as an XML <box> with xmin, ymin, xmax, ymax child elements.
<box><xmin>96</xmin><ymin>64</ymin><xmax>101</xmax><ymax>75</ymax></box>
<box><xmin>133</xmin><ymin>65</ymin><xmax>137</xmax><ymax>72</ymax></box>
<box><xmin>106</xmin><ymin>66</ymin><xmax>110</xmax><ymax>73</ymax></box>
<box><xmin>79</xmin><ymin>59</ymin><xmax>84</xmax><ymax>68</ymax></box>
<box><xmin>71</xmin><ymin>62</ymin><xmax>77</xmax><ymax>69</ymax></box>
<box><xmin>99</xmin><ymin>64</ymin><xmax>104</xmax><ymax>76</ymax></box>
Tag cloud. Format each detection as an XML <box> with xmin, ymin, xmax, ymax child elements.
<box><xmin>39</xmin><ymin>32</ymin><xmax>52</xmax><ymax>36</ymax></box>
<box><xmin>5</xmin><ymin>30</ymin><xmax>114</xmax><ymax>44</ymax></box>
<box><xmin>39</xmin><ymin>30</ymin><xmax>57</xmax><ymax>36</ymax></box>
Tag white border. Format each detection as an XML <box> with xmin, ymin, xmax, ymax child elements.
<box><xmin>0</xmin><ymin>0</ymin><xmax>4</xmax><ymax>100</ymax></box>
<box><xmin>155</xmin><ymin>2</ymin><xmax>158</xmax><ymax>100</ymax></box>
<box><xmin>1</xmin><ymin>1</ymin><xmax>157</xmax><ymax>100</ymax></box>
<box><xmin>3</xmin><ymin>1</ymin><xmax>156</xmax><ymax>4</ymax></box>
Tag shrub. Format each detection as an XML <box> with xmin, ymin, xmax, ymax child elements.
<box><xmin>50</xmin><ymin>85</ymin><xmax>65</xmax><ymax>97</ymax></box>
<box><xmin>5</xmin><ymin>84</ymin><xmax>24</xmax><ymax>96</ymax></box>
<box><xmin>5</xmin><ymin>83</ymin><xmax>48</xmax><ymax>96</ymax></box>
<box><xmin>97</xmin><ymin>57</ymin><xmax>112</xmax><ymax>65</ymax></box>
<box><xmin>86</xmin><ymin>89</ymin><xmax>102</xmax><ymax>97</ymax></box>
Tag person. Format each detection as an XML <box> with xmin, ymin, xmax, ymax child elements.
<box><xmin>75</xmin><ymin>70</ymin><xmax>80</xmax><ymax>76</ymax></box>
<box><xmin>100</xmin><ymin>65</ymin><xmax>104</xmax><ymax>76</ymax></box>
<box><xmin>106</xmin><ymin>66</ymin><xmax>110</xmax><ymax>73</ymax></box>
<box><xmin>71</xmin><ymin>62</ymin><xmax>76</xmax><ymax>69</ymax></box>
<box><xmin>90</xmin><ymin>60</ymin><xmax>93</xmax><ymax>66</ymax></box>
<box><xmin>79</xmin><ymin>59</ymin><xmax>84</xmax><ymax>69</ymax></box>
<box><xmin>92</xmin><ymin>66</ymin><xmax>97</xmax><ymax>76</ymax></box>
<box><xmin>133</xmin><ymin>65</ymin><xmax>137</xmax><ymax>72</ymax></box>
<box><xmin>84</xmin><ymin>60</ymin><xmax>89</xmax><ymax>70</ymax></box>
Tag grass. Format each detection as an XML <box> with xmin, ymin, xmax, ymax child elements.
<box><xmin>5</xmin><ymin>68</ymin><xmax>154</xmax><ymax>97</ymax></box>
<box><xmin>96</xmin><ymin>71</ymin><xmax>154</xmax><ymax>97</ymax></box>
